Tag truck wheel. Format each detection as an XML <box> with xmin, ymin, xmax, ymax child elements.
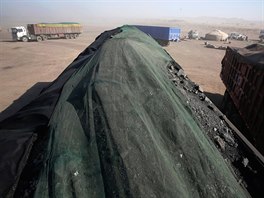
<box><xmin>70</xmin><ymin>34</ymin><xmax>75</xmax><ymax>39</ymax></box>
<box><xmin>42</xmin><ymin>35</ymin><xmax>48</xmax><ymax>40</ymax></box>
<box><xmin>22</xmin><ymin>36</ymin><xmax>28</xmax><ymax>42</ymax></box>
<box><xmin>65</xmin><ymin>34</ymin><xmax>70</xmax><ymax>39</ymax></box>
<box><xmin>36</xmin><ymin>36</ymin><xmax>42</xmax><ymax>42</ymax></box>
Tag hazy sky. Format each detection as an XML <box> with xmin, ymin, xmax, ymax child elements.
<box><xmin>0</xmin><ymin>0</ymin><xmax>263</xmax><ymax>27</ymax></box>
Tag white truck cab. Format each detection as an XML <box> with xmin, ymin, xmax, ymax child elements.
<box><xmin>11</xmin><ymin>26</ymin><xmax>29</xmax><ymax>42</ymax></box>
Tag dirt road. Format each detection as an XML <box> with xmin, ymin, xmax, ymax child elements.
<box><xmin>0</xmin><ymin>30</ymin><xmax>255</xmax><ymax>116</ymax></box>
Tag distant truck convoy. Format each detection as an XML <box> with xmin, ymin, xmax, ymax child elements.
<box><xmin>11</xmin><ymin>22</ymin><xmax>82</xmax><ymax>42</ymax></box>
<box><xmin>134</xmin><ymin>25</ymin><xmax>181</xmax><ymax>46</ymax></box>
<box><xmin>220</xmin><ymin>44</ymin><xmax>264</xmax><ymax>154</ymax></box>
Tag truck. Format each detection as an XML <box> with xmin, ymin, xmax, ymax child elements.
<box><xmin>11</xmin><ymin>22</ymin><xmax>82</xmax><ymax>42</ymax></box>
<box><xmin>220</xmin><ymin>43</ymin><xmax>264</xmax><ymax>154</ymax></box>
<box><xmin>228</xmin><ymin>32</ymin><xmax>247</xmax><ymax>41</ymax></box>
<box><xmin>134</xmin><ymin>25</ymin><xmax>181</xmax><ymax>46</ymax></box>
<box><xmin>260</xmin><ymin>29</ymin><xmax>264</xmax><ymax>42</ymax></box>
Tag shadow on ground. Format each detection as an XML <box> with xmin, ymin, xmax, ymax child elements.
<box><xmin>0</xmin><ymin>40</ymin><xmax>16</xmax><ymax>42</ymax></box>
<box><xmin>204</xmin><ymin>92</ymin><xmax>223</xmax><ymax>110</ymax></box>
<box><xmin>0</xmin><ymin>82</ymin><xmax>50</xmax><ymax>122</ymax></box>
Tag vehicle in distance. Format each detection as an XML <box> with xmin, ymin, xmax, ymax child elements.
<box><xmin>11</xmin><ymin>22</ymin><xmax>82</xmax><ymax>42</ymax></box>
<box><xmin>228</xmin><ymin>32</ymin><xmax>247</xmax><ymax>41</ymax></box>
<box><xmin>134</xmin><ymin>25</ymin><xmax>181</xmax><ymax>46</ymax></box>
<box><xmin>260</xmin><ymin>29</ymin><xmax>264</xmax><ymax>42</ymax></box>
<box><xmin>188</xmin><ymin>30</ymin><xmax>199</xmax><ymax>39</ymax></box>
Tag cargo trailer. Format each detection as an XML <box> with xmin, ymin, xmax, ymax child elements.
<box><xmin>1</xmin><ymin>25</ymin><xmax>263</xmax><ymax>198</ymax></box>
<box><xmin>134</xmin><ymin>25</ymin><xmax>181</xmax><ymax>46</ymax></box>
<box><xmin>221</xmin><ymin>44</ymin><xmax>264</xmax><ymax>154</ymax></box>
<box><xmin>11</xmin><ymin>22</ymin><xmax>82</xmax><ymax>42</ymax></box>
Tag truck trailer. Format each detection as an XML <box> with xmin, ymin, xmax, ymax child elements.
<box><xmin>1</xmin><ymin>25</ymin><xmax>263</xmax><ymax>198</ymax></box>
<box><xmin>134</xmin><ymin>25</ymin><xmax>181</xmax><ymax>46</ymax></box>
<box><xmin>11</xmin><ymin>22</ymin><xmax>82</xmax><ymax>42</ymax></box>
<box><xmin>220</xmin><ymin>43</ymin><xmax>264</xmax><ymax>154</ymax></box>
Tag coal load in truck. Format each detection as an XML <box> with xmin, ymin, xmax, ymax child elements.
<box><xmin>1</xmin><ymin>25</ymin><xmax>262</xmax><ymax>198</ymax></box>
<box><xmin>27</xmin><ymin>23</ymin><xmax>82</xmax><ymax>38</ymax></box>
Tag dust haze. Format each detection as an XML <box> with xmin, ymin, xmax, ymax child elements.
<box><xmin>0</xmin><ymin>0</ymin><xmax>263</xmax><ymax>113</ymax></box>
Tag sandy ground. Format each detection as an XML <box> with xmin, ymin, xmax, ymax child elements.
<box><xmin>0</xmin><ymin>22</ymin><xmax>260</xmax><ymax>117</ymax></box>
<box><xmin>165</xmin><ymin>39</ymin><xmax>252</xmax><ymax>106</ymax></box>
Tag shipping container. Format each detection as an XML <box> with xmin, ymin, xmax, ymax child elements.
<box><xmin>134</xmin><ymin>25</ymin><xmax>181</xmax><ymax>46</ymax></box>
<box><xmin>169</xmin><ymin>27</ymin><xmax>181</xmax><ymax>41</ymax></box>
<box><xmin>221</xmin><ymin>44</ymin><xmax>264</xmax><ymax>154</ymax></box>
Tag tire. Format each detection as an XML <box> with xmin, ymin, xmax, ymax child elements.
<box><xmin>22</xmin><ymin>36</ymin><xmax>28</xmax><ymax>42</ymax></box>
<box><xmin>36</xmin><ymin>36</ymin><xmax>42</xmax><ymax>42</ymax></box>
<box><xmin>65</xmin><ymin>34</ymin><xmax>70</xmax><ymax>39</ymax></box>
<box><xmin>42</xmin><ymin>35</ymin><xmax>48</xmax><ymax>40</ymax></box>
<box><xmin>70</xmin><ymin>34</ymin><xmax>75</xmax><ymax>39</ymax></box>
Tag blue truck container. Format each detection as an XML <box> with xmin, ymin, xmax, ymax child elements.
<box><xmin>134</xmin><ymin>25</ymin><xmax>181</xmax><ymax>46</ymax></box>
<box><xmin>169</xmin><ymin>28</ymin><xmax>181</xmax><ymax>41</ymax></box>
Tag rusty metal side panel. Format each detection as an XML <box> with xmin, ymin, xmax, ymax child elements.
<box><xmin>221</xmin><ymin>47</ymin><xmax>264</xmax><ymax>151</ymax></box>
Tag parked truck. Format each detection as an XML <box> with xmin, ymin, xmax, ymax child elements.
<box><xmin>134</xmin><ymin>25</ymin><xmax>181</xmax><ymax>46</ymax></box>
<box><xmin>260</xmin><ymin>29</ymin><xmax>264</xmax><ymax>42</ymax></box>
<box><xmin>11</xmin><ymin>22</ymin><xmax>82</xmax><ymax>42</ymax></box>
<box><xmin>220</xmin><ymin>43</ymin><xmax>264</xmax><ymax>154</ymax></box>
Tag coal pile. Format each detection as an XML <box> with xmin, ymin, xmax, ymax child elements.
<box><xmin>167</xmin><ymin>61</ymin><xmax>264</xmax><ymax>197</ymax></box>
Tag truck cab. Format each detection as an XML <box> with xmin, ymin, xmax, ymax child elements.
<box><xmin>11</xmin><ymin>26</ymin><xmax>29</xmax><ymax>42</ymax></box>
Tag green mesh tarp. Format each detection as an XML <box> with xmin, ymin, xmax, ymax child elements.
<box><xmin>0</xmin><ymin>26</ymin><xmax>250</xmax><ymax>197</ymax></box>
<box><xmin>34</xmin><ymin>26</ymin><xmax>249</xmax><ymax>197</ymax></box>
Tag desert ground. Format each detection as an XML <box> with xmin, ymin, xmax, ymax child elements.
<box><xmin>0</xmin><ymin>20</ymin><xmax>261</xmax><ymax>120</ymax></box>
